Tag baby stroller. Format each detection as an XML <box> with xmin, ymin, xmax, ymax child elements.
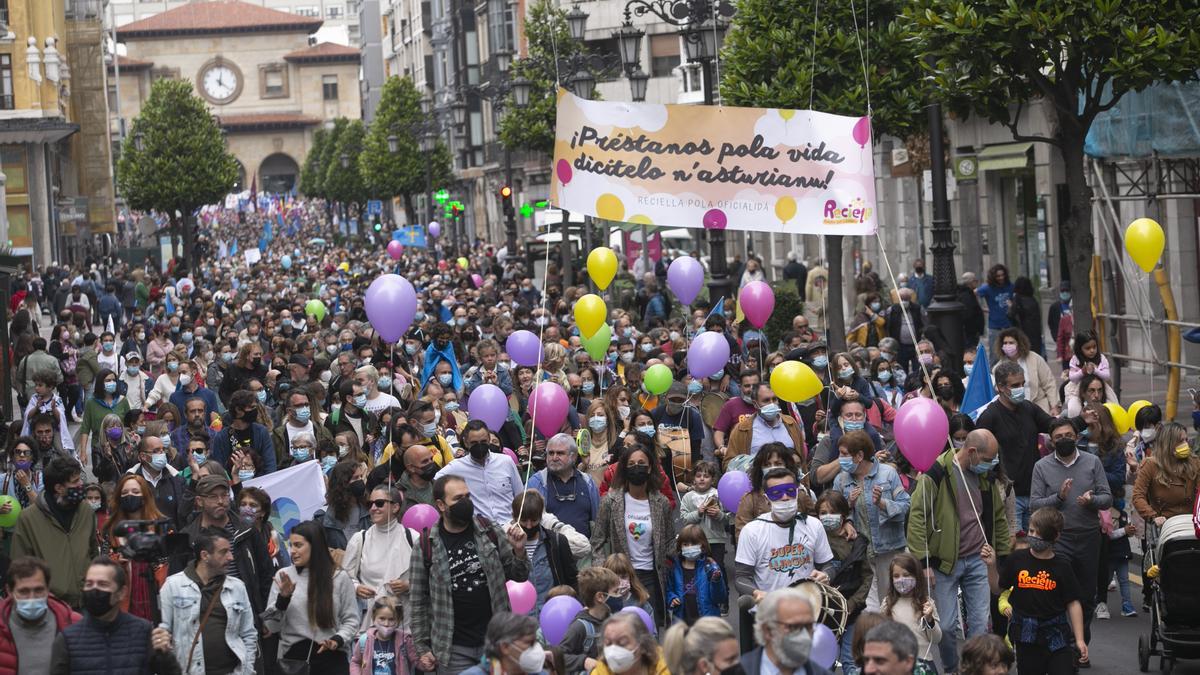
<box><xmin>1138</xmin><ymin>514</ymin><xmax>1200</xmax><ymax>674</ymax></box>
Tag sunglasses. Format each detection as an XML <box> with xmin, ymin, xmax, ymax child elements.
<box><xmin>369</xmin><ymin>499</ymin><xmax>394</xmax><ymax>509</ymax></box>
<box><xmin>764</xmin><ymin>483</ymin><xmax>799</xmax><ymax>501</ymax></box>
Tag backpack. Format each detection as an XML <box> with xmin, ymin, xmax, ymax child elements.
<box><xmin>418</xmin><ymin>514</ymin><xmax>500</xmax><ymax>571</ymax></box>
<box><xmin>577</xmin><ymin>619</ymin><xmax>597</xmax><ymax>675</ymax></box>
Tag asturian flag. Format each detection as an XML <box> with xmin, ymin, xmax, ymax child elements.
<box><xmin>962</xmin><ymin>343</ymin><xmax>996</xmax><ymax>420</ymax></box>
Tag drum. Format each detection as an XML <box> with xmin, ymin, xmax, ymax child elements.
<box><xmin>656</xmin><ymin>425</ymin><xmax>693</xmax><ymax>491</ymax></box>
<box><xmin>699</xmin><ymin>391</ymin><xmax>729</xmax><ymax>428</ymax></box>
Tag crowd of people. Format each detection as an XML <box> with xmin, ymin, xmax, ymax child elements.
<box><xmin>0</xmin><ymin>201</ymin><xmax>1196</xmax><ymax>675</ymax></box>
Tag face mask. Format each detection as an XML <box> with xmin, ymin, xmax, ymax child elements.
<box><xmin>119</xmin><ymin>495</ymin><xmax>144</xmax><ymax>513</ymax></box>
<box><xmin>102</xmin><ymin>341</ymin><xmax>115</xmax><ymax>353</ymax></box>
<box><xmin>249</xmin><ymin>389</ymin><xmax>265</xmax><ymax>405</ymax></box>
<box><xmin>192</xmin><ymin>449</ymin><xmax>207</xmax><ymax>464</ymax></box>
<box><xmin>963</xmin><ymin>363</ymin><xmax>974</xmax><ymax>376</ymax></box>
<box><xmin>1053</xmin><ymin>438</ymin><xmax>1076</xmax><ymax>458</ymax></box>
<box><xmin>603</xmin><ymin>645</ymin><xmax>638</xmax><ymax>674</ymax></box>
<box><xmin>136</xmin><ymin>332</ymin><xmax>146</xmax><ymax>341</ymax></box>
<box><xmin>126</xmin><ymin>364</ymin><xmax>141</xmax><ymax>377</ymax></box>
<box><xmin>468</xmin><ymin>443</ymin><xmax>492</xmax><ymax>461</ymax></box>
<box><xmin>150</xmin><ymin>453</ymin><xmax>168</xmax><ymax>470</ymax></box>
<box><xmin>838</xmin><ymin>457</ymin><xmax>858</xmax><ymax>473</ymax></box>
<box><xmin>238</xmin><ymin>469</ymin><xmax>256</xmax><ymax>482</ymax></box>
<box><xmin>354</xmin><ymin>393</ymin><xmax>368</xmax><ymax>408</ymax></box>
<box><xmin>811</xmin><ymin>355</ymin><xmax>828</xmax><ymax>369</ymax></box>
<box><xmin>182</xmin><ymin>332</ymin><xmax>193</xmax><ymax>343</ymax></box>
<box><xmin>868</xmin><ymin>301</ymin><xmax>882</xmax><ymax>312</ymax></box>
<box><xmin>180</xmin><ymin>374</ymin><xmax>195</xmax><ymax>387</ymax></box>
<box><xmin>617</xmin><ymin>405</ymin><xmax>631</xmax><ymax>420</ymax></box>
<box><xmin>606</xmin><ymin>595</ymin><xmax>625</xmax><ymax>614</ymax></box>
<box><xmin>445</xmin><ymin>401</ymin><xmax>461</xmax><ymax>413</ymax></box>
<box><xmin>893</xmin><ymin>575</ymin><xmax>917</xmax><ymax>595</ymax></box>
<box><xmin>167</xmin><ymin>361</ymin><xmax>179</xmax><ymax>372</ymax></box>
<box><xmin>837</xmin><ymin>367</ymin><xmax>854</xmax><ymax>380</ymax></box>
<box><xmin>589</xmin><ymin>416</ymin><xmax>608</xmax><ymax>432</ymax></box>
<box><xmin>708</xmin><ymin>372</ymin><xmax>724</xmax><ymax>382</ymax></box>
<box><xmin>759</xmin><ymin>403</ymin><xmax>781</xmax><ymax>422</ymax></box>
<box><xmin>636</xmin><ymin>425</ymin><xmax>655</xmax><ymax>437</ymax></box>
<box><xmin>14</xmin><ymin>597</ymin><xmax>48</xmax><ymax>622</ymax></box>
<box><xmin>1027</xmin><ymin>534</ymin><xmax>1054</xmax><ymax>553</ymax></box>
<box><xmin>421</xmin><ymin>422</ymin><xmax>438</xmax><ymax>438</ymax></box>
<box><xmin>935</xmin><ymin>385</ymin><xmax>955</xmax><ymax>399</ymax></box>
<box><xmin>616</xmin><ymin>351</ymin><xmax>634</xmax><ymax>364</ymax></box>
<box><xmin>1008</xmin><ymin>386</ymin><xmax>1026</xmax><ymax>403</ymax></box>
<box><xmin>87</xmin><ymin>498</ymin><xmax>103</xmax><ymax>511</ymax></box>
<box><xmin>293</xmin><ymin>406</ymin><xmax>311</xmax><ymax>422</ymax></box>
<box><xmin>819</xmin><ymin>514</ymin><xmax>842</xmax><ymax>530</ymax></box>
<box><xmin>578</xmin><ymin>381</ymin><xmax>595</xmax><ymax>395</ymax></box>
<box><xmin>681</xmin><ymin>544</ymin><xmax>703</xmax><ymax>560</ymax></box>
<box><xmin>1002</xmin><ymin>344</ymin><xmax>1018</xmax><ymax>358</ymax></box>
<box><xmin>447</xmin><ymin>497</ymin><xmax>475</xmax><ymax>525</ymax></box>
<box><xmin>687</xmin><ymin>380</ymin><xmax>703</xmax><ymax>395</ymax></box>
<box><xmin>438</xmin><ymin>373</ymin><xmax>454</xmax><ymax>386</ymax></box>
<box><xmin>842</xmin><ymin>419</ymin><xmax>865</xmax><ymax>432</ymax></box>
<box><xmin>770</xmin><ymin>497</ymin><xmax>798</xmax><ymax>521</ymax></box>
<box><xmin>1176</xmin><ymin>443</ymin><xmax>1192</xmax><ymax>460</ymax></box>
<box><xmin>626</xmin><ymin>465</ymin><xmax>650</xmax><ymax>485</ymax></box>
<box><xmin>321</xmin><ymin>456</ymin><xmax>337</xmax><ymax>473</ymax></box>
<box><xmin>1138</xmin><ymin>427</ymin><xmax>1157</xmax><ymax>443</ymax></box>
<box><xmin>775</xmin><ymin>628</ymin><xmax>813</xmax><ymax>669</ymax></box>
<box><xmin>972</xmin><ymin>457</ymin><xmax>998</xmax><ymax>475</ymax></box>
<box><xmin>62</xmin><ymin>485</ymin><xmax>85</xmax><ymax>509</ymax></box>
<box><xmin>82</xmin><ymin>589</ymin><xmax>114</xmax><ymax>617</ymax></box>
<box><xmin>221</xmin><ymin>352</ymin><xmax>234</xmax><ymax>363</ymax></box>
<box><xmin>418</xmin><ymin>463</ymin><xmax>439</xmax><ymax>482</ymax></box>
<box><xmin>290</xmin><ymin>446</ymin><xmax>311</xmax><ymax>461</ymax></box>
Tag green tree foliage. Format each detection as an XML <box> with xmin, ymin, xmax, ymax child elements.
<box><xmin>720</xmin><ymin>0</ymin><xmax>926</xmax><ymax>349</ymax></box>
<box><xmin>499</xmin><ymin>0</ymin><xmax>585</xmax><ymax>155</ymax></box>
<box><xmin>313</xmin><ymin>118</ymin><xmax>349</xmax><ymax>201</ymax></box>
<box><xmin>299</xmin><ymin>127</ymin><xmax>328</xmax><ymax>197</ymax></box>
<box><xmin>902</xmin><ymin>0</ymin><xmax>1200</xmax><ymax>327</ymax></box>
<box><xmin>323</xmin><ymin>119</ymin><xmax>368</xmax><ymax>206</ymax></box>
<box><xmin>117</xmin><ymin>79</ymin><xmax>239</xmax><ymax>266</ymax></box>
<box><xmin>361</xmin><ymin>76</ymin><xmax>454</xmax><ymax>222</ymax></box>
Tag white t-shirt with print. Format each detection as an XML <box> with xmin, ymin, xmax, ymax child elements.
<box><xmin>735</xmin><ymin>514</ymin><xmax>834</xmax><ymax>592</ymax></box>
<box><xmin>624</xmin><ymin>492</ymin><xmax>654</xmax><ymax>570</ymax></box>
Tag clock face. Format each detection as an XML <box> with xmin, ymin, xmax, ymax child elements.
<box><xmin>958</xmin><ymin>158</ymin><xmax>976</xmax><ymax>175</ymax></box>
<box><xmin>202</xmin><ymin>65</ymin><xmax>239</xmax><ymax>103</ymax></box>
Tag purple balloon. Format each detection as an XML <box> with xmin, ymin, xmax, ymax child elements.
<box><xmin>468</xmin><ymin>384</ymin><xmax>509</xmax><ymax>432</ymax></box>
<box><xmin>528</xmin><ymin>382</ymin><xmax>569</xmax><ymax>438</ymax></box>
<box><xmin>400</xmin><ymin>503</ymin><xmax>439</xmax><ymax>530</ymax></box>
<box><xmin>619</xmin><ymin>606</ymin><xmax>656</xmax><ymax>635</ymax></box>
<box><xmin>506</xmin><ymin>330</ymin><xmax>543</xmax><ymax>367</ymax></box>
<box><xmin>739</xmin><ymin>281</ymin><xmax>775</xmax><ymax>328</ymax></box>
<box><xmin>428</xmin><ymin>221</ymin><xmax>440</xmax><ymax>238</ymax></box>
<box><xmin>688</xmin><ymin>331</ymin><xmax>731</xmax><ymax>379</ymax></box>
<box><xmin>717</xmin><ymin>470</ymin><xmax>752</xmax><ymax>512</ymax></box>
<box><xmin>364</xmin><ymin>274</ymin><xmax>417</xmax><ymax>344</ymax></box>
<box><xmin>811</xmin><ymin>624</ymin><xmax>838</xmax><ymax>670</ymax></box>
<box><xmin>540</xmin><ymin>595</ymin><xmax>584</xmax><ymax>644</ymax></box>
<box><xmin>667</xmin><ymin>256</ymin><xmax>704</xmax><ymax>306</ymax></box>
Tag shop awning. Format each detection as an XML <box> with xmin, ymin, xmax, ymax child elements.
<box><xmin>978</xmin><ymin>141</ymin><xmax>1033</xmax><ymax>171</ymax></box>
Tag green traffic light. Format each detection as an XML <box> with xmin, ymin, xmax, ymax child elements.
<box><xmin>435</xmin><ymin>189</ymin><xmax>450</xmax><ymax>204</ymax></box>
<box><xmin>520</xmin><ymin>203</ymin><xmax>533</xmax><ymax>218</ymax></box>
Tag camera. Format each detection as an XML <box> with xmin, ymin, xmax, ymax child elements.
<box><xmin>112</xmin><ymin>519</ymin><xmax>191</xmax><ymax>562</ymax></box>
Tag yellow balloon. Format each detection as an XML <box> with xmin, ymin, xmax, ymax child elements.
<box><xmin>338</xmin><ymin>262</ymin><xmax>350</xmax><ymax>272</ymax></box>
<box><xmin>1125</xmin><ymin>217</ymin><xmax>1165</xmax><ymax>273</ymax></box>
<box><xmin>1103</xmin><ymin>402</ymin><xmax>1130</xmax><ymax>435</ymax></box>
<box><xmin>457</xmin><ymin>257</ymin><xmax>469</xmax><ymax>269</ymax></box>
<box><xmin>587</xmin><ymin>247</ymin><xmax>618</xmax><ymax>290</ymax></box>
<box><xmin>574</xmin><ymin>294</ymin><xmax>607</xmax><ymax>339</ymax></box>
<box><xmin>770</xmin><ymin>361</ymin><xmax>823</xmax><ymax>403</ymax></box>
<box><xmin>780</xmin><ymin>109</ymin><xmax>796</xmax><ymax>121</ymax></box>
<box><xmin>775</xmin><ymin>196</ymin><xmax>797</xmax><ymax>223</ymax></box>
<box><xmin>1126</xmin><ymin>399</ymin><xmax>1153</xmax><ymax>427</ymax></box>
<box><xmin>596</xmin><ymin>194</ymin><xmax>626</xmax><ymax>222</ymax></box>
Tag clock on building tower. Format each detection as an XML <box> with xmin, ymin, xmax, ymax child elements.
<box><xmin>199</xmin><ymin>60</ymin><xmax>242</xmax><ymax>105</ymax></box>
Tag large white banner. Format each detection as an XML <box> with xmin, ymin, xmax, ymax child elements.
<box><xmin>244</xmin><ymin>459</ymin><xmax>326</xmax><ymax>536</ymax></box>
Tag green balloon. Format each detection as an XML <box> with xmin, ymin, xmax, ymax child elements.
<box><xmin>305</xmin><ymin>299</ymin><xmax>326</xmax><ymax>323</ymax></box>
<box><xmin>644</xmin><ymin>363</ymin><xmax>673</xmax><ymax>396</ymax></box>
<box><xmin>583</xmin><ymin>323</ymin><xmax>611</xmax><ymax>362</ymax></box>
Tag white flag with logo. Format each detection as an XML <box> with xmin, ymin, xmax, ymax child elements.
<box><xmin>243</xmin><ymin>459</ymin><xmax>326</xmax><ymax>536</ymax></box>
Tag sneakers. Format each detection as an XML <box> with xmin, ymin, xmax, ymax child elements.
<box><xmin>1123</xmin><ymin>604</ymin><xmax>1139</xmax><ymax>617</ymax></box>
<box><xmin>1095</xmin><ymin>602</ymin><xmax>1111</xmax><ymax>620</ymax></box>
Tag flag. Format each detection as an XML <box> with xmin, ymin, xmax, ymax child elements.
<box><xmin>962</xmin><ymin>343</ymin><xmax>996</xmax><ymax>420</ymax></box>
<box><xmin>243</xmin><ymin>460</ymin><xmax>326</xmax><ymax>536</ymax></box>
<box><xmin>164</xmin><ymin>292</ymin><xmax>175</xmax><ymax>316</ymax></box>
<box><xmin>394</xmin><ymin>225</ymin><xmax>427</xmax><ymax>247</ymax></box>
<box><xmin>249</xmin><ymin>175</ymin><xmax>257</xmax><ymax>204</ymax></box>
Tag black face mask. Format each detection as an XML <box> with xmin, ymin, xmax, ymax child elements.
<box><xmin>468</xmin><ymin>443</ymin><xmax>492</xmax><ymax>461</ymax></box>
<box><xmin>605</xmin><ymin>596</ymin><xmax>624</xmax><ymax>614</ymax></box>
<box><xmin>82</xmin><ymin>589</ymin><xmax>114</xmax><ymax>617</ymax></box>
<box><xmin>626</xmin><ymin>465</ymin><xmax>650</xmax><ymax>486</ymax></box>
<box><xmin>935</xmin><ymin>385</ymin><xmax>954</xmax><ymax>399</ymax></box>
<box><xmin>447</xmin><ymin>497</ymin><xmax>475</xmax><ymax>526</ymax></box>
<box><xmin>250</xmin><ymin>358</ymin><xmax>262</xmax><ymax>370</ymax></box>
<box><xmin>417</xmin><ymin>463</ymin><xmax>439</xmax><ymax>482</ymax></box>
<box><xmin>1054</xmin><ymin>438</ymin><xmax>1077</xmax><ymax>457</ymax></box>
<box><xmin>349</xmin><ymin>480</ymin><xmax>366</xmax><ymax>497</ymax></box>
<box><xmin>119</xmin><ymin>495</ymin><xmax>144</xmax><ymax>514</ymax></box>
<box><xmin>521</xmin><ymin>525</ymin><xmax>539</xmax><ymax>539</ymax></box>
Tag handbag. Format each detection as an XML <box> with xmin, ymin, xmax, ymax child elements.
<box><xmin>277</xmin><ymin>640</ymin><xmax>314</xmax><ymax>675</ymax></box>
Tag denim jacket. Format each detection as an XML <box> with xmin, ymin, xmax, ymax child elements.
<box><xmin>159</xmin><ymin>566</ymin><xmax>258</xmax><ymax>675</ymax></box>
<box><xmin>832</xmin><ymin>459</ymin><xmax>910</xmax><ymax>554</ymax></box>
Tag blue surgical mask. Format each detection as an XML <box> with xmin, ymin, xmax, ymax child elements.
<box><xmin>192</xmin><ymin>452</ymin><xmax>206</xmax><ymax>464</ymax></box>
<box><xmin>102</xmin><ymin>341</ymin><xmax>114</xmax><ymax>352</ymax></box>
<box><xmin>964</xmin><ymin>363</ymin><xmax>974</xmax><ymax>376</ymax></box>
<box><xmin>877</xmin><ymin>371</ymin><xmax>891</xmax><ymax>382</ymax></box>
<box><xmin>681</xmin><ymin>545</ymin><xmax>703</xmax><ymax>560</ymax></box>
<box><xmin>438</xmin><ymin>373</ymin><xmax>453</xmax><ymax>386</ymax></box>
<box><xmin>972</xmin><ymin>457</ymin><xmax>999</xmax><ymax>475</ymax></box>
<box><xmin>422</xmin><ymin>422</ymin><xmax>438</xmax><ymax>438</ymax></box>
<box><xmin>167</xmin><ymin>361</ymin><xmax>179</xmax><ymax>372</ymax></box>
<box><xmin>405</xmin><ymin>343</ymin><xmax>418</xmax><ymax>356</ymax></box>
<box><xmin>290</xmin><ymin>446</ymin><xmax>311</xmax><ymax>461</ymax></box>
<box><xmin>759</xmin><ymin>403</ymin><xmax>781</xmax><ymax>421</ymax></box>
<box><xmin>293</xmin><ymin>406</ymin><xmax>311</xmax><ymax>422</ymax></box>
<box><xmin>255</xmin><ymin>390</ymin><xmax>267</xmax><ymax>403</ymax></box>
<box><xmin>15</xmin><ymin>597</ymin><xmax>48</xmax><ymax>621</ymax></box>
<box><xmin>378</xmin><ymin>377</ymin><xmax>392</xmax><ymax>390</ymax></box>
<box><xmin>126</xmin><ymin>365</ymin><xmax>140</xmax><ymax>376</ymax></box>
<box><xmin>221</xmin><ymin>352</ymin><xmax>235</xmax><ymax>363</ymax></box>
<box><xmin>1059</xmin><ymin>292</ymin><xmax>1071</xmax><ymax>302</ymax></box>
<box><xmin>104</xmin><ymin>381</ymin><xmax>117</xmax><ymax>394</ymax></box>
<box><xmin>582</xmin><ymin>381</ymin><xmax>595</xmax><ymax>394</ymax></box>
<box><xmin>837</xmin><ymin>367</ymin><xmax>854</xmax><ymax>380</ymax></box>
<box><xmin>636</xmin><ymin>425</ymin><xmax>655</xmax><ymax>436</ymax></box>
<box><xmin>321</xmin><ymin>456</ymin><xmax>337</xmax><ymax>473</ymax></box>
<box><xmin>1008</xmin><ymin>386</ymin><xmax>1026</xmax><ymax>403</ymax></box>
<box><xmin>843</xmin><ymin>419</ymin><xmax>865</xmax><ymax>432</ymax></box>
<box><xmin>708</xmin><ymin>372</ymin><xmax>723</xmax><ymax>381</ymax></box>
<box><xmin>812</xmin><ymin>355</ymin><xmax>828</xmax><ymax>369</ymax></box>
<box><xmin>589</xmin><ymin>416</ymin><xmax>608</xmax><ymax>432</ymax></box>
<box><xmin>687</xmin><ymin>380</ymin><xmax>703</xmax><ymax>395</ymax></box>
<box><xmin>150</xmin><ymin>452</ymin><xmax>168</xmax><ymax>470</ymax></box>
<box><xmin>869</xmin><ymin>302</ymin><xmax>881</xmax><ymax>312</ymax></box>
<box><xmin>181</xmin><ymin>332</ymin><xmax>193</xmax><ymax>343</ymax></box>
<box><xmin>354</xmin><ymin>393</ymin><xmax>368</xmax><ymax>408</ymax></box>
<box><xmin>238</xmin><ymin>469</ymin><xmax>256</xmax><ymax>482</ymax></box>
<box><xmin>838</xmin><ymin>457</ymin><xmax>858</xmax><ymax>473</ymax></box>
<box><xmin>445</xmin><ymin>401</ymin><xmax>460</xmax><ymax>412</ymax></box>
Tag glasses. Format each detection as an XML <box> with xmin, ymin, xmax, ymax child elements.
<box><xmin>764</xmin><ymin>483</ymin><xmax>798</xmax><ymax>501</ymax></box>
<box><xmin>774</xmin><ymin>620</ymin><xmax>814</xmax><ymax>635</ymax></box>
<box><xmin>369</xmin><ymin>499</ymin><xmax>394</xmax><ymax>509</ymax></box>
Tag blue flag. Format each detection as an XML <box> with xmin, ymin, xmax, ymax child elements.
<box><xmin>393</xmin><ymin>225</ymin><xmax>428</xmax><ymax>247</ymax></box>
<box><xmin>164</xmin><ymin>292</ymin><xmax>175</xmax><ymax>316</ymax></box>
<box><xmin>962</xmin><ymin>343</ymin><xmax>996</xmax><ymax>420</ymax></box>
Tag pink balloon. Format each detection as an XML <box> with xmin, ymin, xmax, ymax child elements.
<box><xmin>507</xmin><ymin>580</ymin><xmax>537</xmax><ymax>615</ymax></box>
<box><xmin>852</xmin><ymin>116</ymin><xmax>871</xmax><ymax>148</ymax></box>
<box><xmin>471</xmin><ymin>273</ymin><xmax>483</xmax><ymax>288</ymax></box>
<box><xmin>528</xmin><ymin>382</ymin><xmax>569</xmax><ymax>438</ymax></box>
<box><xmin>503</xmin><ymin>447</ymin><xmax>519</xmax><ymax>464</ymax></box>
<box><xmin>400</xmin><ymin>503</ymin><xmax>439</xmax><ymax>530</ymax></box>
<box><xmin>893</xmin><ymin>397</ymin><xmax>950</xmax><ymax>472</ymax></box>
<box><xmin>739</xmin><ymin>281</ymin><xmax>775</xmax><ymax>328</ymax></box>
<box><xmin>556</xmin><ymin>159</ymin><xmax>573</xmax><ymax>186</ymax></box>
<box><xmin>386</xmin><ymin>240</ymin><xmax>403</xmax><ymax>260</ymax></box>
<box><xmin>702</xmin><ymin>208</ymin><xmax>727</xmax><ymax>230</ymax></box>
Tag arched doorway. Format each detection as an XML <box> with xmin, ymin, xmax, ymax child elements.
<box><xmin>259</xmin><ymin>153</ymin><xmax>299</xmax><ymax>194</ymax></box>
<box><xmin>232</xmin><ymin>160</ymin><xmax>246</xmax><ymax>192</ymax></box>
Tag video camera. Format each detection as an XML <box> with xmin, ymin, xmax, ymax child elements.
<box><xmin>111</xmin><ymin>519</ymin><xmax>191</xmax><ymax>562</ymax></box>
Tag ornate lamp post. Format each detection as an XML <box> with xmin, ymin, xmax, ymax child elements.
<box><xmin>925</xmin><ymin>102</ymin><xmax>963</xmax><ymax>366</ymax></box>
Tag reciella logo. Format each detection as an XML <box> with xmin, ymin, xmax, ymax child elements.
<box><xmin>821</xmin><ymin>198</ymin><xmax>872</xmax><ymax>226</ymax></box>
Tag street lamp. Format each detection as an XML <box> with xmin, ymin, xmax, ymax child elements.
<box><xmin>628</xmin><ymin>68</ymin><xmax>650</xmax><ymax>102</ymax></box>
<box><xmin>387</xmin><ymin>133</ymin><xmax>399</xmax><ymax>154</ymax></box>
<box><xmin>566</xmin><ymin>4</ymin><xmax>589</xmax><ymax>41</ymax></box>
<box><xmin>133</xmin><ymin>131</ymin><xmax>144</xmax><ymax>151</ymax></box>
<box><xmin>451</xmin><ymin>101</ymin><xmax>467</xmax><ymax>128</ymax></box>
<box><xmin>511</xmin><ymin>76</ymin><xmax>532</xmax><ymax>108</ymax></box>
<box><xmin>339</xmin><ymin>153</ymin><xmax>350</xmax><ymax>169</ymax></box>
<box><xmin>568</xmin><ymin>69</ymin><xmax>596</xmax><ymax>99</ymax></box>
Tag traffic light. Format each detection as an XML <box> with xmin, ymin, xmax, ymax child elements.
<box><xmin>451</xmin><ymin>203</ymin><xmax>463</xmax><ymax>220</ymax></box>
<box><xmin>499</xmin><ymin>185</ymin><xmax>514</xmax><ymax>217</ymax></box>
<box><xmin>373</xmin><ymin>221</ymin><xmax>382</xmax><ymax>232</ymax></box>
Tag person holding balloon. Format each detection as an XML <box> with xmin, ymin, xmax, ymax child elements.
<box><xmin>463</xmin><ymin>339</ymin><xmax>514</xmax><ymax>397</ymax></box>
<box><xmin>724</xmin><ymin>384</ymin><xmax>807</xmax><ymax>472</ymax></box>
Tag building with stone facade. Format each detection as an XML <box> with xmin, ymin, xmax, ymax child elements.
<box><xmin>106</xmin><ymin>0</ymin><xmax>362</xmax><ymax>46</ymax></box>
<box><xmin>112</xmin><ymin>0</ymin><xmax>361</xmax><ymax>195</ymax></box>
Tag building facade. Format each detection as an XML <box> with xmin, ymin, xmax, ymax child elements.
<box><xmin>106</xmin><ymin>0</ymin><xmax>362</xmax><ymax>45</ymax></box>
<box><xmin>112</xmin><ymin>0</ymin><xmax>361</xmax><ymax>196</ymax></box>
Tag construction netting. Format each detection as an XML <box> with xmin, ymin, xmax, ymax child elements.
<box><xmin>1085</xmin><ymin>79</ymin><xmax>1200</xmax><ymax>159</ymax></box>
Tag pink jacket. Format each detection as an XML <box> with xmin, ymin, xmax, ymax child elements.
<box><xmin>1068</xmin><ymin>354</ymin><xmax>1111</xmax><ymax>382</ymax></box>
<box><xmin>351</xmin><ymin>626</ymin><xmax>416</xmax><ymax>675</ymax></box>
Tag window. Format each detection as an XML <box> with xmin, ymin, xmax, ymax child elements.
<box><xmin>0</xmin><ymin>55</ymin><xmax>12</xmax><ymax>110</ymax></box>
<box><xmin>327</xmin><ymin>5</ymin><xmax>343</xmax><ymax>18</ymax></box>
<box><xmin>260</xmin><ymin>64</ymin><xmax>288</xmax><ymax>98</ymax></box>
<box><xmin>150</xmin><ymin>66</ymin><xmax>179</xmax><ymax>82</ymax></box>
<box><xmin>0</xmin><ymin>0</ymin><xmax>10</xmax><ymax>25</ymax></box>
<box><xmin>295</xmin><ymin>6</ymin><xmax>319</xmax><ymax>17</ymax></box>
<box><xmin>650</xmin><ymin>34</ymin><xmax>679</xmax><ymax>78</ymax></box>
<box><xmin>322</xmin><ymin>74</ymin><xmax>339</xmax><ymax>100</ymax></box>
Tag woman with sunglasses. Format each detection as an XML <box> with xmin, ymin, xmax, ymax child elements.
<box><xmin>341</xmin><ymin>484</ymin><xmax>417</xmax><ymax>629</ymax></box>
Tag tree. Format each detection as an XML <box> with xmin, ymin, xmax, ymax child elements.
<box><xmin>902</xmin><ymin>0</ymin><xmax>1200</xmax><ymax>328</ymax></box>
<box><xmin>118</xmin><ymin>79</ymin><xmax>239</xmax><ymax>272</ymax></box>
<box><xmin>498</xmin><ymin>0</ymin><xmax>586</xmax><ymax>155</ymax></box>
<box><xmin>361</xmin><ymin>76</ymin><xmax>454</xmax><ymax>223</ymax></box>
<box><xmin>324</xmin><ymin>119</ymin><xmax>368</xmax><ymax>207</ymax></box>
<box><xmin>720</xmin><ymin>0</ymin><xmax>926</xmax><ymax>349</ymax></box>
<box><xmin>314</xmin><ymin>118</ymin><xmax>349</xmax><ymax>202</ymax></box>
<box><xmin>299</xmin><ymin>127</ymin><xmax>329</xmax><ymax>197</ymax></box>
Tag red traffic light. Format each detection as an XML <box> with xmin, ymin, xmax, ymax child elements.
<box><xmin>499</xmin><ymin>186</ymin><xmax>512</xmax><ymax>199</ymax></box>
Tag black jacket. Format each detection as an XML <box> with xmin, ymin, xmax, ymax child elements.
<box><xmin>956</xmin><ymin>283</ymin><xmax>986</xmax><ymax>348</ymax></box>
<box><xmin>126</xmin><ymin>465</ymin><xmax>192</xmax><ymax>531</ymax></box>
<box><xmin>168</xmin><ymin>510</ymin><xmax>274</xmax><ymax>618</ymax></box>
<box><xmin>538</xmin><ymin>526</ymin><xmax>578</xmax><ymax>590</ymax></box>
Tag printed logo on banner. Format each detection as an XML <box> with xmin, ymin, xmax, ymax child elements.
<box><xmin>821</xmin><ymin>198</ymin><xmax>873</xmax><ymax>226</ymax></box>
